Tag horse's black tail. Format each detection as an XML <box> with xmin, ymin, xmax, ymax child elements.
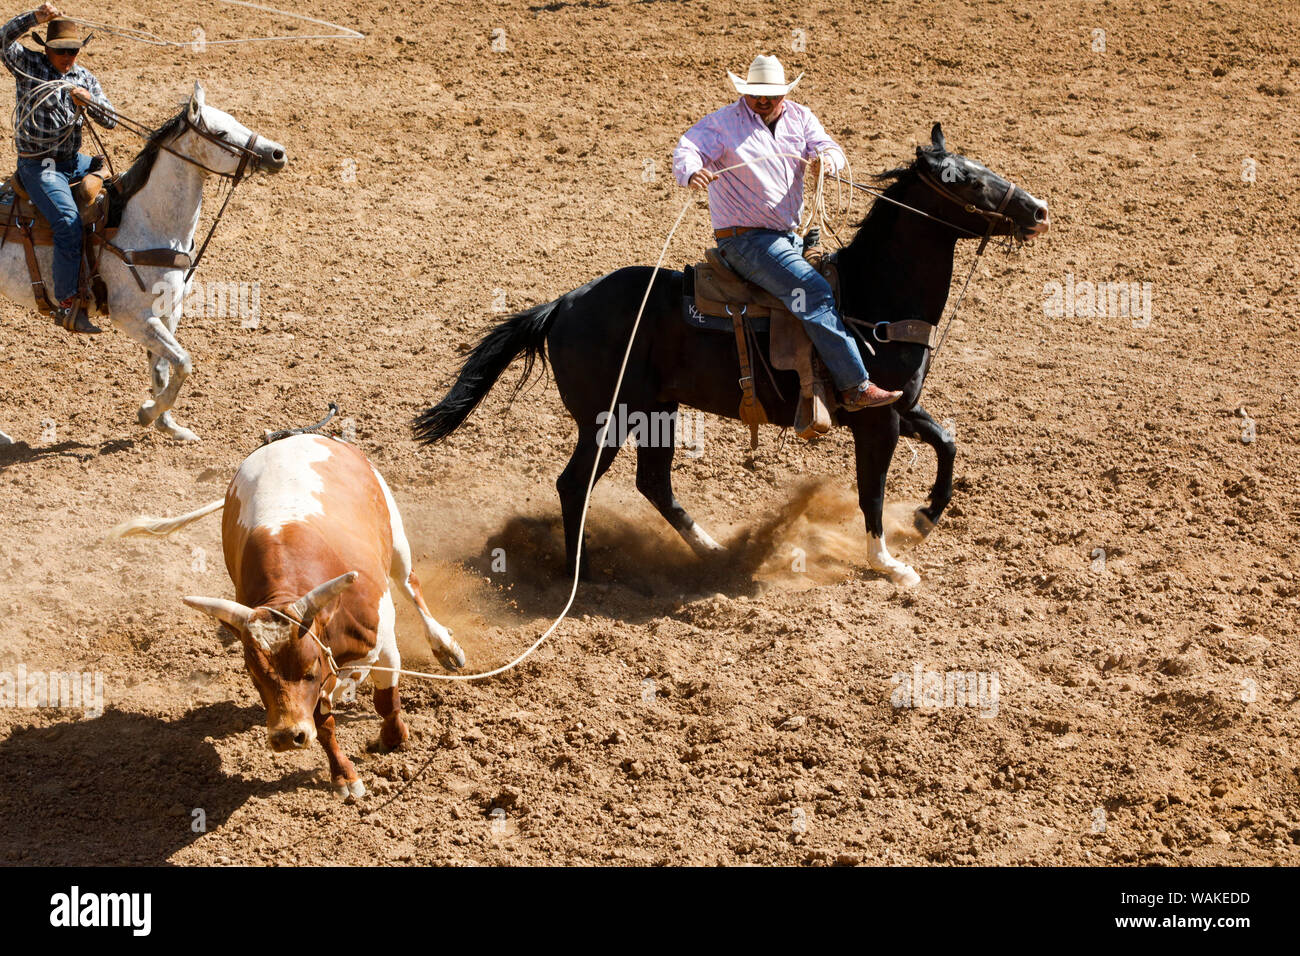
<box><xmin>412</xmin><ymin>298</ymin><xmax>562</xmax><ymax>445</ymax></box>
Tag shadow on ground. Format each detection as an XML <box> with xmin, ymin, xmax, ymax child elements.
<box><xmin>0</xmin><ymin>701</ymin><xmax>316</xmax><ymax>865</ymax></box>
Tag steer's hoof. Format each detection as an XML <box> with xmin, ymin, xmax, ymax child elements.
<box><xmin>137</xmin><ymin>401</ymin><xmax>160</xmax><ymax>426</ymax></box>
<box><xmin>333</xmin><ymin>777</ymin><xmax>366</xmax><ymax>799</ymax></box>
<box><xmin>435</xmin><ymin>629</ymin><xmax>467</xmax><ymax>670</ymax></box>
<box><xmin>913</xmin><ymin>510</ymin><xmax>937</xmax><ymax>538</ymax></box>
<box><xmin>380</xmin><ymin>715</ymin><xmax>409</xmax><ymax>750</ymax></box>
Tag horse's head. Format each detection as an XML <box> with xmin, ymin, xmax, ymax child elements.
<box><xmin>172</xmin><ymin>81</ymin><xmax>287</xmax><ymax>178</ymax></box>
<box><xmin>912</xmin><ymin>123</ymin><xmax>1048</xmax><ymax>242</ymax></box>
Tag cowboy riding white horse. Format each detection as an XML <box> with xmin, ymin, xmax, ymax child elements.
<box><xmin>0</xmin><ymin>52</ymin><xmax>285</xmax><ymax>443</ymax></box>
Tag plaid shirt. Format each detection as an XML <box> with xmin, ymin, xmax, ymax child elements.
<box><xmin>2</xmin><ymin>11</ymin><xmax>115</xmax><ymax>162</ymax></box>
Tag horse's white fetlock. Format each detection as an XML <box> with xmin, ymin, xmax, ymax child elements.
<box><xmin>154</xmin><ymin>413</ymin><xmax>200</xmax><ymax>442</ymax></box>
<box><xmin>867</xmin><ymin>535</ymin><xmax>921</xmax><ymax>588</ymax></box>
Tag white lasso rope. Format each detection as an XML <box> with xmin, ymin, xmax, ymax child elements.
<box><xmin>382</xmin><ymin>150</ymin><xmax>852</xmax><ymax>684</ymax></box>
<box><xmin>66</xmin><ymin>2</ymin><xmax>363</xmax><ymax>47</ymax></box>
<box><xmin>10</xmin><ymin>76</ymin><xmax>82</xmax><ymax>155</ymax></box>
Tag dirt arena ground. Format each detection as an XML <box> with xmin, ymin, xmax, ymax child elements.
<box><xmin>0</xmin><ymin>0</ymin><xmax>1297</xmax><ymax>866</ymax></box>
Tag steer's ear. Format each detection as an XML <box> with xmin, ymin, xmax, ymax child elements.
<box><xmin>184</xmin><ymin>595</ymin><xmax>253</xmax><ymax>631</ymax></box>
<box><xmin>931</xmin><ymin>122</ymin><xmax>946</xmax><ymax>152</ymax></box>
<box><xmin>291</xmin><ymin>571</ymin><xmax>359</xmax><ymax>628</ymax></box>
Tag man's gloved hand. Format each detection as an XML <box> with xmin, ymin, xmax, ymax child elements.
<box><xmin>87</xmin><ymin>155</ymin><xmax>104</xmax><ymax>174</ymax></box>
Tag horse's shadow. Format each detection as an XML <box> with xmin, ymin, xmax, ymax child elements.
<box><xmin>0</xmin><ymin>437</ymin><xmax>135</xmax><ymax>472</ymax></box>
<box><xmin>0</xmin><ymin>701</ymin><xmax>316</xmax><ymax>865</ymax></box>
<box><xmin>466</xmin><ymin>506</ymin><xmax>812</xmax><ymax>625</ymax></box>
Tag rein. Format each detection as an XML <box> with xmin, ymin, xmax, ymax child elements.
<box><xmin>119</xmin><ymin>106</ymin><xmax>262</xmax><ymax>280</ymax></box>
<box><xmin>85</xmin><ymin>103</ymin><xmax>264</xmax><ymax>284</ymax></box>
<box><xmin>828</xmin><ymin>171</ymin><xmax>1021</xmax><ymax>359</ymax></box>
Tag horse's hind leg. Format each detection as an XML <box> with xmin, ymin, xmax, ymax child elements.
<box><xmin>557</xmin><ymin>426</ymin><xmax>621</xmax><ymax>579</ymax></box>
<box><xmin>634</xmin><ymin>405</ymin><xmax>725</xmax><ymax>559</ymax></box>
<box><xmin>148</xmin><ymin>350</ymin><xmax>199</xmax><ymax>442</ymax></box>
<box><xmin>898</xmin><ymin>404</ymin><xmax>956</xmax><ymax>537</ymax></box>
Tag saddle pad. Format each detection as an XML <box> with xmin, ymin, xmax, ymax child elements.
<box><xmin>681</xmin><ymin>266</ymin><xmax>770</xmax><ymax>333</ymax></box>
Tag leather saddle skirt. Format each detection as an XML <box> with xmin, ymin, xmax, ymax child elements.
<box><xmin>685</xmin><ymin>247</ymin><xmax>836</xmax><ymax>440</ymax></box>
<box><xmin>0</xmin><ymin>170</ymin><xmax>108</xmax><ymax>242</ymax></box>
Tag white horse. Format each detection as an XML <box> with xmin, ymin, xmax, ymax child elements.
<box><xmin>0</xmin><ymin>81</ymin><xmax>285</xmax><ymax>444</ymax></box>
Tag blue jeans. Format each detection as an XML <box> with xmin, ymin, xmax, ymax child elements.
<box><xmin>17</xmin><ymin>153</ymin><xmax>94</xmax><ymax>303</ymax></box>
<box><xmin>717</xmin><ymin>228</ymin><xmax>869</xmax><ymax>391</ymax></box>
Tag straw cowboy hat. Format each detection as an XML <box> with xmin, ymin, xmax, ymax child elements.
<box><xmin>33</xmin><ymin>18</ymin><xmax>92</xmax><ymax>51</ymax></box>
<box><xmin>727</xmin><ymin>54</ymin><xmax>803</xmax><ymax>96</ymax></box>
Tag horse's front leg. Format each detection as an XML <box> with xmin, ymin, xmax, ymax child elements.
<box><xmin>851</xmin><ymin>411</ymin><xmax>920</xmax><ymax>587</ymax></box>
<box><xmin>147</xmin><ymin>351</ymin><xmax>199</xmax><ymax>442</ymax></box>
<box><xmin>133</xmin><ymin>315</ymin><xmax>193</xmax><ymax>432</ymax></box>
<box><xmin>898</xmin><ymin>404</ymin><xmax>956</xmax><ymax>537</ymax></box>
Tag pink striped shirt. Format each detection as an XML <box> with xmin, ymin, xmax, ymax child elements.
<box><xmin>673</xmin><ymin>98</ymin><xmax>846</xmax><ymax>231</ymax></box>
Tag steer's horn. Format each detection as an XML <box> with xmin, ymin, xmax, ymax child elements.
<box><xmin>183</xmin><ymin>595</ymin><xmax>254</xmax><ymax>630</ymax></box>
<box><xmin>291</xmin><ymin>571</ymin><xmax>359</xmax><ymax>627</ymax></box>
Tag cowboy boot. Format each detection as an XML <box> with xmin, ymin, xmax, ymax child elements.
<box><xmin>51</xmin><ymin>295</ymin><xmax>102</xmax><ymax>334</ymax></box>
<box><xmin>839</xmin><ymin>380</ymin><xmax>902</xmax><ymax>410</ymax></box>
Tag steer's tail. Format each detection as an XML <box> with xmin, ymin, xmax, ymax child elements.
<box><xmin>412</xmin><ymin>298</ymin><xmax>562</xmax><ymax>445</ymax></box>
<box><xmin>110</xmin><ymin>499</ymin><xmax>225</xmax><ymax>539</ymax></box>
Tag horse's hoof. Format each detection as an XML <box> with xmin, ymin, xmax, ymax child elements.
<box><xmin>893</xmin><ymin>566</ymin><xmax>921</xmax><ymax>588</ymax></box>
<box><xmin>913</xmin><ymin>510</ymin><xmax>937</xmax><ymax>537</ymax></box>
<box><xmin>155</xmin><ymin>416</ymin><xmax>200</xmax><ymax>442</ymax></box>
<box><xmin>0</xmin><ymin>430</ymin><xmax>13</xmax><ymax>446</ymax></box>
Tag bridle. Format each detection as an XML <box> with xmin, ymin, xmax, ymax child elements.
<box><xmin>103</xmin><ymin>104</ymin><xmax>264</xmax><ymax>181</ymax></box>
<box><xmin>167</xmin><ymin>109</ymin><xmax>263</xmax><ymax>181</ymax></box>
<box><xmin>915</xmin><ymin>170</ymin><xmax>1020</xmax><ymax>253</ymax></box>
<box><xmin>87</xmin><ymin>102</ymin><xmax>267</xmax><ymax>282</ymax></box>
<box><xmin>826</xmin><ymin>167</ymin><xmax>1025</xmax><ymax>358</ymax></box>
<box><xmin>832</xmin><ymin>169</ymin><xmax>1023</xmax><ymax>252</ymax></box>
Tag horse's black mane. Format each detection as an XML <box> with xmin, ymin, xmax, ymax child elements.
<box><xmin>839</xmin><ymin>151</ymin><xmax>928</xmax><ymax>250</ymax></box>
<box><xmin>107</xmin><ymin>108</ymin><xmax>188</xmax><ymax>204</ymax></box>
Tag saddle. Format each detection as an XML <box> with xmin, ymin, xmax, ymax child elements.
<box><xmin>0</xmin><ymin>165</ymin><xmax>193</xmax><ymax>320</ymax></box>
<box><xmin>688</xmin><ymin>245</ymin><xmax>944</xmax><ymax>448</ymax></box>
<box><xmin>0</xmin><ymin>169</ymin><xmax>112</xmax><ymax>317</ymax></box>
<box><xmin>690</xmin><ymin>246</ymin><xmax>838</xmax><ymax>446</ymax></box>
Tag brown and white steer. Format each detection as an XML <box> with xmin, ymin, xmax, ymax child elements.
<box><xmin>114</xmin><ymin>433</ymin><xmax>466</xmax><ymax>796</ymax></box>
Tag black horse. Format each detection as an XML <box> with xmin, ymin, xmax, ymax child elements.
<box><xmin>414</xmin><ymin>124</ymin><xmax>1049</xmax><ymax>586</ymax></box>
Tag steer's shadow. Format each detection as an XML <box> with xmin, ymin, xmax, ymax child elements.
<box><xmin>0</xmin><ymin>702</ymin><xmax>315</xmax><ymax>865</ymax></box>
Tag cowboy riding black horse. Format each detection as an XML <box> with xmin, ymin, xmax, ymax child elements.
<box><xmin>414</xmin><ymin>124</ymin><xmax>1049</xmax><ymax>587</ymax></box>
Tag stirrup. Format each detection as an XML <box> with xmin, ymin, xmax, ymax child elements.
<box><xmin>51</xmin><ymin>302</ymin><xmax>102</xmax><ymax>335</ymax></box>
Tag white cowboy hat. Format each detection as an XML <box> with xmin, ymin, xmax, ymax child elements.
<box><xmin>728</xmin><ymin>54</ymin><xmax>803</xmax><ymax>97</ymax></box>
